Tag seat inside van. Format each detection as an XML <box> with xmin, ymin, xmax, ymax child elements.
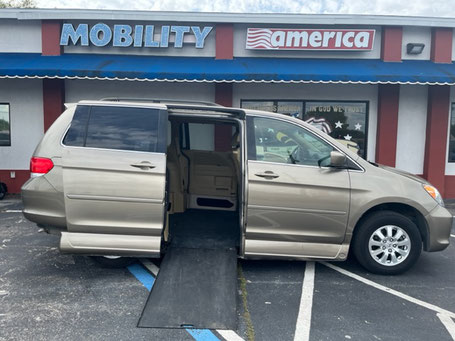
<box><xmin>165</xmin><ymin>116</ymin><xmax>241</xmax><ymax>250</ymax></box>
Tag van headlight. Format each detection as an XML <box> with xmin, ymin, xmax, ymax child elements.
<box><xmin>423</xmin><ymin>184</ymin><xmax>444</xmax><ymax>207</ymax></box>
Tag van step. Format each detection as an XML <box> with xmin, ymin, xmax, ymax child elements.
<box><xmin>137</xmin><ymin>246</ymin><xmax>237</xmax><ymax>329</ymax></box>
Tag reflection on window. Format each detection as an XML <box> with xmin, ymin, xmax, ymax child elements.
<box><xmin>85</xmin><ymin>106</ymin><xmax>160</xmax><ymax>152</ymax></box>
<box><xmin>241</xmin><ymin>100</ymin><xmax>368</xmax><ymax>158</ymax></box>
<box><xmin>249</xmin><ymin>117</ymin><xmax>333</xmax><ymax>167</ymax></box>
<box><xmin>0</xmin><ymin>104</ymin><xmax>10</xmax><ymax>146</ymax></box>
<box><xmin>448</xmin><ymin>103</ymin><xmax>455</xmax><ymax>162</ymax></box>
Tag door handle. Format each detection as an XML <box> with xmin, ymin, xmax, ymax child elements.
<box><xmin>255</xmin><ymin>171</ymin><xmax>279</xmax><ymax>179</ymax></box>
<box><xmin>130</xmin><ymin>161</ymin><xmax>156</xmax><ymax>170</ymax></box>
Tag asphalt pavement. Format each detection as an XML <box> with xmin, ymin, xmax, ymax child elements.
<box><xmin>1</xmin><ymin>196</ymin><xmax>454</xmax><ymax>341</ymax></box>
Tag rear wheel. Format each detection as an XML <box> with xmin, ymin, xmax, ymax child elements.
<box><xmin>353</xmin><ymin>211</ymin><xmax>422</xmax><ymax>275</ymax></box>
<box><xmin>91</xmin><ymin>256</ymin><xmax>136</xmax><ymax>268</ymax></box>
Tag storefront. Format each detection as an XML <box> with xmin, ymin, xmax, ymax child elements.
<box><xmin>1</xmin><ymin>9</ymin><xmax>455</xmax><ymax>197</ymax></box>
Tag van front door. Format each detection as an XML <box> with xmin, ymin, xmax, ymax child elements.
<box><xmin>60</xmin><ymin>103</ymin><xmax>168</xmax><ymax>256</ymax></box>
<box><xmin>244</xmin><ymin>115</ymin><xmax>350</xmax><ymax>259</ymax></box>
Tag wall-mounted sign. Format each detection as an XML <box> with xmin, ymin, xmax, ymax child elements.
<box><xmin>60</xmin><ymin>23</ymin><xmax>213</xmax><ymax>48</ymax></box>
<box><xmin>246</xmin><ymin>28</ymin><xmax>375</xmax><ymax>50</ymax></box>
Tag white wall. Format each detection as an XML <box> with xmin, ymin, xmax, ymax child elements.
<box><xmin>234</xmin><ymin>24</ymin><xmax>382</xmax><ymax>59</ymax></box>
<box><xmin>401</xmin><ymin>26</ymin><xmax>431</xmax><ymax>60</ymax></box>
<box><xmin>395</xmin><ymin>85</ymin><xmax>427</xmax><ymax>174</ymax></box>
<box><xmin>233</xmin><ymin>83</ymin><xmax>378</xmax><ymax>161</ymax></box>
<box><xmin>0</xmin><ymin>19</ymin><xmax>41</xmax><ymax>53</ymax></box>
<box><xmin>0</xmin><ymin>79</ymin><xmax>43</xmax><ymax>170</ymax></box>
<box><xmin>64</xmin><ymin>79</ymin><xmax>215</xmax><ymax>103</ymax></box>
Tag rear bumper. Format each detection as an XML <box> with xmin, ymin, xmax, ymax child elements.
<box><xmin>21</xmin><ymin>176</ymin><xmax>66</xmax><ymax>229</ymax></box>
<box><xmin>425</xmin><ymin>205</ymin><xmax>452</xmax><ymax>252</ymax></box>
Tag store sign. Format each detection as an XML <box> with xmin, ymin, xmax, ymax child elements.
<box><xmin>60</xmin><ymin>23</ymin><xmax>213</xmax><ymax>48</ymax></box>
<box><xmin>246</xmin><ymin>28</ymin><xmax>375</xmax><ymax>50</ymax></box>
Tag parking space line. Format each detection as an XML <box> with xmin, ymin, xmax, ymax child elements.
<box><xmin>451</xmin><ymin>234</ymin><xmax>455</xmax><ymax>238</ymax></box>
<box><xmin>437</xmin><ymin>314</ymin><xmax>455</xmax><ymax>340</ymax></box>
<box><xmin>3</xmin><ymin>210</ymin><xmax>22</xmax><ymax>213</ymax></box>
<box><xmin>294</xmin><ymin>261</ymin><xmax>315</xmax><ymax>341</ymax></box>
<box><xmin>216</xmin><ymin>330</ymin><xmax>245</xmax><ymax>341</ymax></box>
<box><xmin>321</xmin><ymin>262</ymin><xmax>455</xmax><ymax>319</ymax></box>
<box><xmin>139</xmin><ymin>259</ymin><xmax>159</xmax><ymax>276</ymax></box>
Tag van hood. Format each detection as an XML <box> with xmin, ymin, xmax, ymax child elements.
<box><xmin>377</xmin><ymin>164</ymin><xmax>427</xmax><ymax>184</ymax></box>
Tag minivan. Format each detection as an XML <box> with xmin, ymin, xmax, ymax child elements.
<box><xmin>22</xmin><ymin>99</ymin><xmax>452</xmax><ymax>275</ymax></box>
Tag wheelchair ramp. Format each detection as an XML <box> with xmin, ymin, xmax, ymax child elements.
<box><xmin>138</xmin><ymin>247</ymin><xmax>237</xmax><ymax>330</ymax></box>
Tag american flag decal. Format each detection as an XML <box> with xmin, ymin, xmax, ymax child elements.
<box><xmin>246</xmin><ymin>28</ymin><xmax>277</xmax><ymax>50</ymax></box>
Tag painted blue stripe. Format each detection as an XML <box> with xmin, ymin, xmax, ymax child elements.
<box><xmin>127</xmin><ymin>263</ymin><xmax>221</xmax><ymax>341</ymax></box>
<box><xmin>186</xmin><ymin>329</ymin><xmax>220</xmax><ymax>341</ymax></box>
<box><xmin>127</xmin><ymin>263</ymin><xmax>155</xmax><ymax>291</ymax></box>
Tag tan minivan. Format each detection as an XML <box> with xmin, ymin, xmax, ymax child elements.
<box><xmin>22</xmin><ymin>99</ymin><xmax>452</xmax><ymax>274</ymax></box>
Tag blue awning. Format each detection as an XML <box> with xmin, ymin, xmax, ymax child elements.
<box><xmin>1</xmin><ymin>53</ymin><xmax>455</xmax><ymax>85</ymax></box>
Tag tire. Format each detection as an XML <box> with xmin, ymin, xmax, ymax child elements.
<box><xmin>352</xmin><ymin>211</ymin><xmax>422</xmax><ymax>275</ymax></box>
<box><xmin>91</xmin><ymin>256</ymin><xmax>137</xmax><ymax>268</ymax></box>
<box><xmin>0</xmin><ymin>182</ymin><xmax>7</xmax><ymax>200</ymax></box>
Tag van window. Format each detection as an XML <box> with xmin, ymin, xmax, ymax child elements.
<box><xmin>64</xmin><ymin>105</ymin><xmax>165</xmax><ymax>153</ymax></box>
<box><xmin>63</xmin><ymin>105</ymin><xmax>90</xmax><ymax>147</ymax></box>
<box><xmin>247</xmin><ymin>116</ymin><xmax>334</xmax><ymax>167</ymax></box>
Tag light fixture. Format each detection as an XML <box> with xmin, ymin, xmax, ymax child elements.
<box><xmin>407</xmin><ymin>43</ymin><xmax>425</xmax><ymax>55</ymax></box>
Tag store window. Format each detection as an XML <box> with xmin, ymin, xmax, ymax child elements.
<box><xmin>0</xmin><ymin>103</ymin><xmax>10</xmax><ymax>146</ymax></box>
<box><xmin>241</xmin><ymin>100</ymin><xmax>368</xmax><ymax>158</ymax></box>
<box><xmin>448</xmin><ymin>103</ymin><xmax>455</xmax><ymax>162</ymax></box>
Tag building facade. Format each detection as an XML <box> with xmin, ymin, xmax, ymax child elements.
<box><xmin>1</xmin><ymin>9</ymin><xmax>455</xmax><ymax>196</ymax></box>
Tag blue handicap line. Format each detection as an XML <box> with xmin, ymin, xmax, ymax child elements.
<box><xmin>127</xmin><ymin>263</ymin><xmax>221</xmax><ymax>341</ymax></box>
<box><xmin>186</xmin><ymin>329</ymin><xmax>221</xmax><ymax>341</ymax></box>
<box><xmin>127</xmin><ymin>263</ymin><xmax>155</xmax><ymax>291</ymax></box>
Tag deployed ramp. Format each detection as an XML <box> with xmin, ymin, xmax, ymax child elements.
<box><xmin>138</xmin><ymin>246</ymin><xmax>237</xmax><ymax>330</ymax></box>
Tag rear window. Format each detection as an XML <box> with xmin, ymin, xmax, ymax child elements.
<box><xmin>63</xmin><ymin>105</ymin><xmax>165</xmax><ymax>153</ymax></box>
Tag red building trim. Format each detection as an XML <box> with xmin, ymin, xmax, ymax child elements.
<box><xmin>43</xmin><ymin>79</ymin><xmax>65</xmax><ymax>132</ymax></box>
<box><xmin>375</xmin><ymin>84</ymin><xmax>400</xmax><ymax>166</ymax></box>
<box><xmin>216</xmin><ymin>24</ymin><xmax>234</xmax><ymax>60</ymax></box>
<box><xmin>0</xmin><ymin>170</ymin><xmax>30</xmax><ymax>194</ymax></box>
<box><xmin>381</xmin><ymin>26</ymin><xmax>402</xmax><ymax>62</ymax></box>
<box><xmin>430</xmin><ymin>28</ymin><xmax>453</xmax><ymax>63</ymax></box>
<box><xmin>423</xmin><ymin>85</ymin><xmax>450</xmax><ymax>195</ymax></box>
<box><xmin>41</xmin><ymin>20</ymin><xmax>62</xmax><ymax>56</ymax></box>
<box><xmin>214</xmin><ymin>83</ymin><xmax>233</xmax><ymax>151</ymax></box>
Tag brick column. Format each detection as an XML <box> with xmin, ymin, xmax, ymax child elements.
<box><xmin>42</xmin><ymin>20</ymin><xmax>65</xmax><ymax>131</ymax></box>
<box><xmin>431</xmin><ymin>28</ymin><xmax>453</xmax><ymax>63</ymax></box>
<box><xmin>423</xmin><ymin>86</ymin><xmax>450</xmax><ymax>195</ymax></box>
<box><xmin>375</xmin><ymin>84</ymin><xmax>400</xmax><ymax>166</ymax></box>
<box><xmin>216</xmin><ymin>24</ymin><xmax>234</xmax><ymax>60</ymax></box>
<box><xmin>43</xmin><ymin>79</ymin><xmax>65</xmax><ymax>131</ymax></box>
<box><xmin>214</xmin><ymin>83</ymin><xmax>234</xmax><ymax>151</ymax></box>
<box><xmin>381</xmin><ymin>26</ymin><xmax>403</xmax><ymax>62</ymax></box>
<box><xmin>214</xmin><ymin>23</ymin><xmax>234</xmax><ymax>151</ymax></box>
<box><xmin>42</xmin><ymin>20</ymin><xmax>62</xmax><ymax>56</ymax></box>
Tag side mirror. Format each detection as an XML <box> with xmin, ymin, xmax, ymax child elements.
<box><xmin>330</xmin><ymin>151</ymin><xmax>346</xmax><ymax>168</ymax></box>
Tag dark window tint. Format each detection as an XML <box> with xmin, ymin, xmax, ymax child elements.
<box><xmin>0</xmin><ymin>103</ymin><xmax>11</xmax><ymax>147</ymax></box>
<box><xmin>63</xmin><ymin>105</ymin><xmax>90</xmax><ymax>147</ymax></box>
<box><xmin>85</xmin><ymin>106</ymin><xmax>160</xmax><ymax>152</ymax></box>
<box><xmin>448</xmin><ymin>103</ymin><xmax>455</xmax><ymax>162</ymax></box>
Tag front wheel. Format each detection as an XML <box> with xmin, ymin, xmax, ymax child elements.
<box><xmin>352</xmin><ymin>211</ymin><xmax>422</xmax><ymax>275</ymax></box>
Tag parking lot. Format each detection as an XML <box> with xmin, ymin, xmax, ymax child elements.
<box><xmin>1</xmin><ymin>197</ymin><xmax>454</xmax><ymax>341</ymax></box>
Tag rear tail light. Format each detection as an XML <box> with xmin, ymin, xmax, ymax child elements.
<box><xmin>30</xmin><ymin>157</ymin><xmax>54</xmax><ymax>177</ymax></box>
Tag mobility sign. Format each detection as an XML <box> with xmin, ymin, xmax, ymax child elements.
<box><xmin>246</xmin><ymin>28</ymin><xmax>375</xmax><ymax>50</ymax></box>
<box><xmin>60</xmin><ymin>23</ymin><xmax>213</xmax><ymax>48</ymax></box>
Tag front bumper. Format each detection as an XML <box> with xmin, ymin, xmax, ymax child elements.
<box><xmin>425</xmin><ymin>204</ymin><xmax>452</xmax><ymax>252</ymax></box>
